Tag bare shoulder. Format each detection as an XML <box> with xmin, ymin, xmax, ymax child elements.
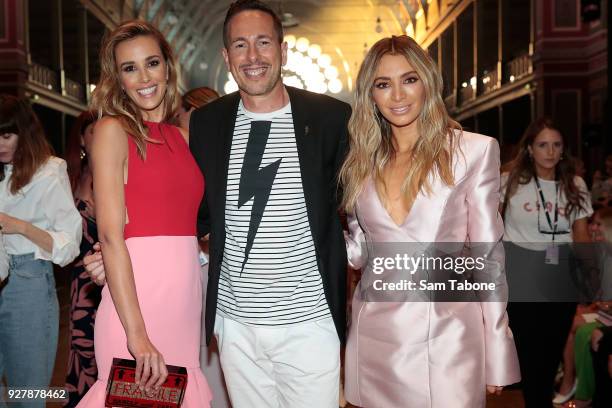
<box><xmin>92</xmin><ymin>116</ymin><xmax>128</xmax><ymax>154</ymax></box>
<box><xmin>94</xmin><ymin>116</ymin><xmax>127</xmax><ymax>137</ymax></box>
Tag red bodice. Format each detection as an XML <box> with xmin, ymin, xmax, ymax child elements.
<box><xmin>124</xmin><ymin>121</ymin><xmax>204</xmax><ymax>239</ymax></box>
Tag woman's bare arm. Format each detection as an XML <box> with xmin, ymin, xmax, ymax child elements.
<box><xmin>91</xmin><ymin>117</ymin><xmax>167</xmax><ymax>391</ymax></box>
<box><xmin>572</xmin><ymin>217</ymin><xmax>591</xmax><ymax>243</ymax></box>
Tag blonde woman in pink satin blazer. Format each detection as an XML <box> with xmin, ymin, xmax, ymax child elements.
<box><xmin>339</xmin><ymin>35</ymin><xmax>521</xmax><ymax>408</ymax></box>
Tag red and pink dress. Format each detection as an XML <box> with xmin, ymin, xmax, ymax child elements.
<box><xmin>77</xmin><ymin>121</ymin><xmax>212</xmax><ymax>407</ymax></box>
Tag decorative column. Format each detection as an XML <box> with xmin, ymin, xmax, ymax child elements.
<box><xmin>0</xmin><ymin>0</ymin><xmax>28</xmax><ymax>96</ymax></box>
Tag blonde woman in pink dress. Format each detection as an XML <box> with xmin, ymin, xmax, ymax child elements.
<box><xmin>340</xmin><ymin>35</ymin><xmax>521</xmax><ymax>407</ymax></box>
<box><xmin>77</xmin><ymin>21</ymin><xmax>211</xmax><ymax>406</ymax></box>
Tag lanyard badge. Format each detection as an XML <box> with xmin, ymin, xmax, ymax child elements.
<box><xmin>534</xmin><ymin>178</ymin><xmax>560</xmax><ymax>265</ymax></box>
<box><xmin>544</xmin><ymin>245</ymin><xmax>559</xmax><ymax>265</ymax></box>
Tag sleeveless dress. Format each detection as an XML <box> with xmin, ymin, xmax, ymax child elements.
<box><xmin>77</xmin><ymin>121</ymin><xmax>212</xmax><ymax>407</ymax></box>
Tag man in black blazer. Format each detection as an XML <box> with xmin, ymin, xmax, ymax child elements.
<box><xmin>189</xmin><ymin>1</ymin><xmax>349</xmax><ymax>407</ymax></box>
<box><xmin>83</xmin><ymin>1</ymin><xmax>350</xmax><ymax>405</ymax></box>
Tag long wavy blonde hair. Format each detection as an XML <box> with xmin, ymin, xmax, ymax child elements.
<box><xmin>339</xmin><ymin>35</ymin><xmax>461</xmax><ymax>212</ymax></box>
<box><xmin>91</xmin><ymin>20</ymin><xmax>180</xmax><ymax>159</ymax></box>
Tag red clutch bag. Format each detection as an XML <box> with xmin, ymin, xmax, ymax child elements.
<box><xmin>105</xmin><ymin>358</ymin><xmax>187</xmax><ymax>408</ymax></box>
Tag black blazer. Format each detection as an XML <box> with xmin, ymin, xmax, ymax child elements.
<box><xmin>189</xmin><ymin>86</ymin><xmax>351</xmax><ymax>345</ymax></box>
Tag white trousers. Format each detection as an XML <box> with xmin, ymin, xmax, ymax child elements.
<box><xmin>214</xmin><ymin>314</ymin><xmax>340</xmax><ymax>408</ymax></box>
<box><xmin>200</xmin><ymin>263</ymin><xmax>231</xmax><ymax>408</ymax></box>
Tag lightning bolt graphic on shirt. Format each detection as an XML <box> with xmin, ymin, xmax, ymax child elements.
<box><xmin>237</xmin><ymin>121</ymin><xmax>281</xmax><ymax>275</ymax></box>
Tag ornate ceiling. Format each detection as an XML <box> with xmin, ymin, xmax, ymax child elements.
<box><xmin>131</xmin><ymin>0</ymin><xmax>452</xmax><ymax>100</ymax></box>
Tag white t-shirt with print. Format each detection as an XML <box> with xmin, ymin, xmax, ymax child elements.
<box><xmin>501</xmin><ymin>173</ymin><xmax>593</xmax><ymax>250</ymax></box>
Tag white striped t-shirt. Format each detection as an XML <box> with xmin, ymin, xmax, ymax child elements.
<box><xmin>217</xmin><ymin>100</ymin><xmax>330</xmax><ymax>325</ymax></box>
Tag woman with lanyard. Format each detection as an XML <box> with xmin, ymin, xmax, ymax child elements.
<box><xmin>500</xmin><ymin>117</ymin><xmax>592</xmax><ymax>408</ymax></box>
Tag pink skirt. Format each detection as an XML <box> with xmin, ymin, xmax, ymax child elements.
<box><xmin>77</xmin><ymin>236</ymin><xmax>212</xmax><ymax>407</ymax></box>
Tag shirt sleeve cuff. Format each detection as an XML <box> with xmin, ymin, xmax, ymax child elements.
<box><xmin>33</xmin><ymin>230</ymin><xmax>80</xmax><ymax>267</ymax></box>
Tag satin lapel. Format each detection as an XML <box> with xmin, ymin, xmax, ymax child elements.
<box><xmin>287</xmin><ymin>87</ymin><xmax>320</xmax><ymax>239</ymax></box>
<box><xmin>216</xmin><ymin>92</ymin><xmax>241</xmax><ymax>239</ymax></box>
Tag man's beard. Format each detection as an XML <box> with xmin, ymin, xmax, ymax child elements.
<box><xmin>236</xmin><ymin>65</ymin><xmax>281</xmax><ymax>96</ymax></box>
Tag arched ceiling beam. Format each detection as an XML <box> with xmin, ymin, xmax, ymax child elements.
<box><xmin>399</xmin><ymin>0</ymin><xmax>416</xmax><ymax>28</ymax></box>
<box><xmin>147</xmin><ymin>0</ymin><xmax>165</xmax><ymax>21</ymax></box>
<box><xmin>171</xmin><ymin>0</ymin><xmax>201</xmax><ymax>45</ymax></box>
<box><xmin>185</xmin><ymin>1</ymin><xmax>235</xmax><ymax>71</ymax></box>
<box><xmin>185</xmin><ymin>11</ymin><xmax>227</xmax><ymax>71</ymax></box>
<box><xmin>134</xmin><ymin>0</ymin><xmax>146</xmax><ymax>17</ymax></box>
<box><xmin>176</xmin><ymin>0</ymin><xmax>218</xmax><ymax>65</ymax></box>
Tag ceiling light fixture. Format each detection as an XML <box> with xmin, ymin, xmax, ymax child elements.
<box><xmin>375</xmin><ymin>17</ymin><xmax>383</xmax><ymax>33</ymax></box>
<box><xmin>281</xmin><ymin>12</ymin><xmax>299</xmax><ymax>28</ymax></box>
<box><xmin>224</xmin><ymin>36</ymin><xmax>344</xmax><ymax>96</ymax></box>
